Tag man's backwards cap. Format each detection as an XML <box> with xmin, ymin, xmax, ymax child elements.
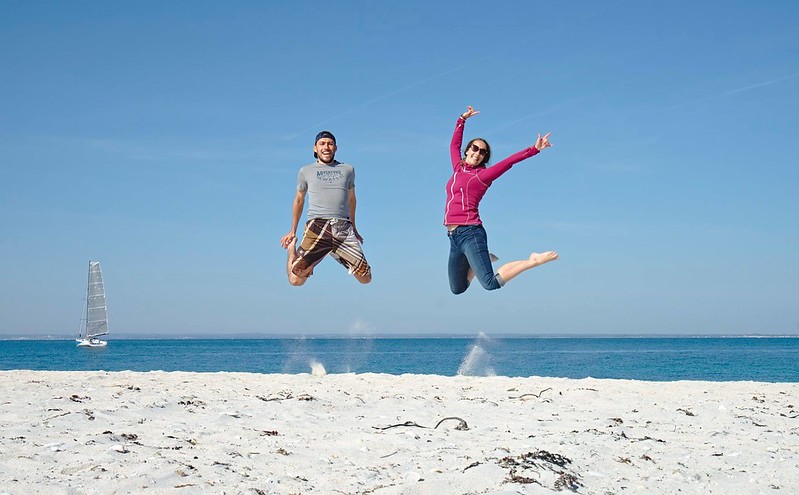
<box><xmin>314</xmin><ymin>131</ymin><xmax>336</xmax><ymax>158</ymax></box>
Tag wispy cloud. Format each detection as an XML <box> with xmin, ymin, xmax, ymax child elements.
<box><xmin>657</xmin><ymin>72</ymin><xmax>799</xmax><ymax>113</ymax></box>
<box><xmin>280</xmin><ymin>64</ymin><xmax>471</xmax><ymax>142</ymax></box>
<box><xmin>543</xmin><ymin>221</ymin><xmax>608</xmax><ymax>236</ymax></box>
<box><xmin>715</xmin><ymin>72</ymin><xmax>799</xmax><ymax>97</ymax></box>
<box><xmin>21</xmin><ymin>134</ymin><xmax>296</xmax><ymax>171</ymax></box>
<box><xmin>481</xmin><ymin>100</ymin><xmax>577</xmax><ymax>136</ymax></box>
<box><xmin>589</xmin><ymin>161</ymin><xmax>648</xmax><ymax>174</ymax></box>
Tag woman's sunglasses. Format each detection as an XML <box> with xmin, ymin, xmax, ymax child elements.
<box><xmin>469</xmin><ymin>144</ymin><xmax>488</xmax><ymax>156</ymax></box>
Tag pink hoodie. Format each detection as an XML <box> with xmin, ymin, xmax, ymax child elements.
<box><xmin>443</xmin><ymin>117</ymin><xmax>539</xmax><ymax>225</ymax></box>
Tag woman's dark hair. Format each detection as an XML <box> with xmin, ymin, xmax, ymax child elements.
<box><xmin>464</xmin><ymin>138</ymin><xmax>491</xmax><ymax>166</ymax></box>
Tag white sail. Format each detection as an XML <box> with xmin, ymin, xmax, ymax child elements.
<box><xmin>86</xmin><ymin>261</ymin><xmax>109</xmax><ymax>338</ymax></box>
<box><xmin>77</xmin><ymin>261</ymin><xmax>109</xmax><ymax>348</ymax></box>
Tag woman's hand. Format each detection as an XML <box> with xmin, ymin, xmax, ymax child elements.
<box><xmin>461</xmin><ymin>105</ymin><xmax>480</xmax><ymax>120</ymax></box>
<box><xmin>534</xmin><ymin>132</ymin><xmax>553</xmax><ymax>151</ymax></box>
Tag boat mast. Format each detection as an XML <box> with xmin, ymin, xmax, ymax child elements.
<box><xmin>85</xmin><ymin>260</ymin><xmax>91</xmax><ymax>336</ymax></box>
<box><xmin>77</xmin><ymin>261</ymin><xmax>91</xmax><ymax>339</ymax></box>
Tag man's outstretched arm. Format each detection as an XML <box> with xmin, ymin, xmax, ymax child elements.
<box><xmin>280</xmin><ymin>189</ymin><xmax>306</xmax><ymax>248</ymax></box>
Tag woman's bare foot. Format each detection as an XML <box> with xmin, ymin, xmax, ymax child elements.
<box><xmin>529</xmin><ymin>251</ymin><xmax>559</xmax><ymax>267</ymax></box>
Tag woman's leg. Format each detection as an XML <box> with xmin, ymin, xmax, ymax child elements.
<box><xmin>448</xmin><ymin>233</ymin><xmax>471</xmax><ymax>294</ymax></box>
<box><xmin>496</xmin><ymin>251</ymin><xmax>559</xmax><ymax>285</ymax></box>
<box><xmin>461</xmin><ymin>225</ymin><xmax>559</xmax><ymax>290</ymax></box>
<box><xmin>467</xmin><ymin>253</ymin><xmax>498</xmax><ymax>283</ymax></box>
<box><xmin>461</xmin><ymin>226</ymin><xmax>504</xmax><ymax>291</ymax></box>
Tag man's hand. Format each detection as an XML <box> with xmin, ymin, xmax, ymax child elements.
<box><xmin>280</xmin><ymin>232</ymin><xmax>296</xmax><ymax>249</ymax></box>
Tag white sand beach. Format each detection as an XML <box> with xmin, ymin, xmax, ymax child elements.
<box><xmin>1</xmin><ymin>371</ymin><xmax>797</xmax><ymax>494</ymax></box>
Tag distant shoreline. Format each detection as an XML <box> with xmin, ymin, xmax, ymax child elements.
<box><xmin>2</xmin><ymin>333</ymin><xmax>798</xmax><ymax>341</ymax></box>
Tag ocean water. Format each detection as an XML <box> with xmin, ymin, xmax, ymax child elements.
<box><xmin>1</xmin><ymin>337</ymin><xmax>797</xmax><ymax>382</ymax></box>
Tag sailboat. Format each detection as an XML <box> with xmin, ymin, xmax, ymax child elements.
<box><xmin>76</xmin><ymin>261</ymin><xmax>109</xmax><ymax>348</ymax></box>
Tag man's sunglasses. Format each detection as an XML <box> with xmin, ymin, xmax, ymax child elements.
<box><xmin>470</xmin><ymin>144</ymin><xmax>488</xmax><ymax>156</ymax></box>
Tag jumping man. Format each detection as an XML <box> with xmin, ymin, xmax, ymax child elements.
<box><xmin>280</xmin><ymin>131</ymin><xmax>372</xmax><ymax>286</ymax></box>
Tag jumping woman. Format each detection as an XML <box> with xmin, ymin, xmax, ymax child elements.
<box><xmin>444</xmin><ymin>105</ymin><xmax>558</xmax><ymax>294</ymax></box>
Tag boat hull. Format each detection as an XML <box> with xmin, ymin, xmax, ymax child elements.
<box><xmin>76</xmin><ymin>338</ymin><xmax>108</xmax><ymax>348</ymax></box>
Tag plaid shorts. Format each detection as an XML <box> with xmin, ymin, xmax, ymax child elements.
<box><xmin>292</xmin><ymin>218</ymin><xmax>371</xmax><ymax>278</ymax></box>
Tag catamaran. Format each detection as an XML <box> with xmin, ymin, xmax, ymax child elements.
<box><xmin>76</xmin><ymin>261</ymin><xmax>109</xmax><ymax>348</ymax></box>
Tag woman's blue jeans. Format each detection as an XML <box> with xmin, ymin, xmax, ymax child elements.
<box><xmin>447</xmin><ymin>224</ymin><xmax>504</xmax><ymax>294</ymax></box>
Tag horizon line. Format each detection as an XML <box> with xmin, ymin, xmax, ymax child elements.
<box><xmin>2</xmin><ymin>333</ymin><xmax>798</xmax><ymax>341</ymax></box>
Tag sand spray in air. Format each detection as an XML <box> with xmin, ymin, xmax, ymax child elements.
<box><xmin>342</xmin><ymin>318</ymin><xmax>375</xmax><ymax>373</ymax></box>
<box><xmin>282</xmin><ymin>318</ymin><xmax>376</xmax><ymax>374</ymax></box>
<box><xmin>457</xmin><ymin>332</ymin><xmax>496</xmax><ymax>376</ymax></box>
<box><xmin>310</xmin><ymin>360</ymin><xmax>327</xmax><ymax>376</ymax></box>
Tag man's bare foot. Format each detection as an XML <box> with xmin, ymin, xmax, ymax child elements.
<box><xmin>287</xmin><ymin>238</ymin><xmax>316</xmax><ymax>279</ymax></box>
<box><xmin>286</xmin><ymin>239</ymin><xmax>311</xmax><ymax>286</ymax></box>
<box><xmin>287</xmin><ymin>238</ymin><xmax>298</xmax><ymax>264</ymax></box>
<box><xmin>287</xmin><ymin>238</ymin><xmax>306</xmax><ymax>274</ymax></box>
<box><xmin>529</xmin><ymin>251</ymin><xmax>558</xmax><ymax>267</ymax></box>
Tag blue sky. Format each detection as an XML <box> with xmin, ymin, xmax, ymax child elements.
<box><xmin>2</xmin><ymin>1</ymin><xmax>797</xmax><ymax>337</ymax></box>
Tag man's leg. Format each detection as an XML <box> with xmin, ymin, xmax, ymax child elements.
<box><xmin>329</xmin><ymin>221</ymin><xmax>372</xmax><ymax>284</ymax></box>
<box><xmin>354</xmin><ymin>269</ymin><xmax>372</xmax><ymax>284</ymax></box>
<box><xmin>286</xmin><ymin>219</ymin><xmax>333</xmax><ymax>287</ymax></box>
<box><xmin>286</xmin><ymin>238</ymin><xmax>309</xmax><ymax>286</ymax></box>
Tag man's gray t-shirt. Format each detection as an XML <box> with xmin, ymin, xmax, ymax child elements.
<box><xmin>297</xmin><ymin>160</ymin><xmax>355</xmax><ymax>220</ymax></box>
